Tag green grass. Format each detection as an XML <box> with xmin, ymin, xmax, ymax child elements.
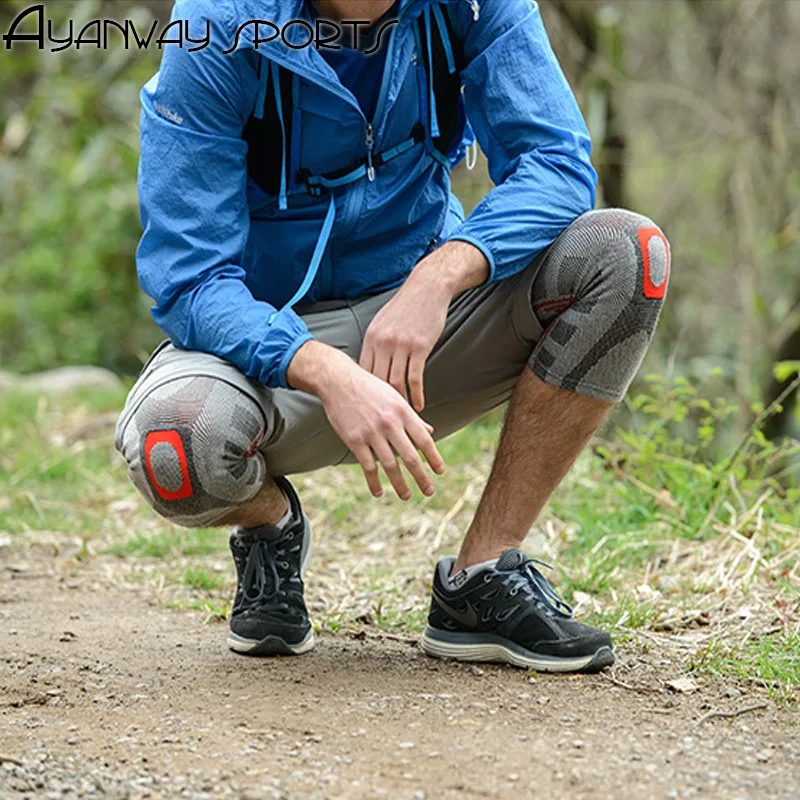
<box><xmin>581</xmin><ymin>592</ymin><xmax>664</xmax><ymax>632</ymax></box>
<box><xmin>691</xmin><ymin>629</ymin><xmax>800</xmax><ymax>702</ymax></box>
<box><xmin>0</xmin><ymin>386</ymin><xmax>130</xmax><ymax>536</ymax></box>
<box><xmin>167</xmin><ymin>597</ymin><xmax>231</xmax><ymax>622</ymax></box>
<box><xmin>314</xmin><ymin>605</ymin><xmax>428</xmax><ymax>636</ymax></box>
<box><xmin>106</xmin><ymin>529</ymin><xmax>228</xmax><ymax>558</ymax></box>
<box><xmin>183</xmin><ymin>567</ymin><xmax>227</xmax><ymax>592</ymax></box>
<box><xmin>437</xmin><ymin>409</ymin><xmax>505</xmax><ymax>464</ymax></box>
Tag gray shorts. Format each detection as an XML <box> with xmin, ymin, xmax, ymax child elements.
<box><xmin>116</xmin><ymin>260</ymin><xmax>543</xmax><ymax>480</ymax></box>
<box><xmin>115</xmin><ymin>209</ymin><xmax>666</xmax><ymax>527</ymax></box>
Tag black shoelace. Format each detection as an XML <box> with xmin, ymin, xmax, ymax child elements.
<box><xmin>501</xmin><ymin>559</ymin><xmax>573</xmax><ymax>618</ymax></box>
<box><xmin>240</xmin><ymin>536</ymin><xmax>300</xmax><ymax>614</ymax></box>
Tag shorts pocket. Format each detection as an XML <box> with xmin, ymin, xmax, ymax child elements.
<box><xmin>509</xmin><ymin>272</ymin><xmax>544</xmax><ymax>347</ymax></box>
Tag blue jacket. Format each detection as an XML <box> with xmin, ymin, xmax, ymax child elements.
<box><xmin>137</xmin><ymin>0</ymin><xmax>597</xmax><ymax>389</ymax></box>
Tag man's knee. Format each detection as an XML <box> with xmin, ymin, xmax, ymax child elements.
<box><xmin>534</xmin><ymin>208</ymin><xmax>670</xmax><ymax>326</ymax></box>
<box><xmin>115</xmin><ymin>376</ymin><xmax>267</xmax><ymax>528</ymax></box>
<box><xmin>530</xmin><ymin>209</ymin><xmax>671</xmax><ymax>402</ymax></box>
<box><xmin>558</xmin><ymin>208</ymin><xmax>669</xmax><ymax>308</ymax></box>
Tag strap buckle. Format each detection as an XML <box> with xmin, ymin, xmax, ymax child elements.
<box><xmin>295</xmin><ymin>168</ymin><xmax>327</xmax><ymax>197</ymax></box>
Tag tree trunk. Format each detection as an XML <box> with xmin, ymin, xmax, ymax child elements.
<box><xmin>550</xmin><ymin>0</ymin><xmax>628</xmax><ymax>209</ymax></box>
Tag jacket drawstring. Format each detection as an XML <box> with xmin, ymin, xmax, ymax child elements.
<box><xmin>431</xmin><ymin>4</ymin><xmax>456</xmax><ymax>75</ymax></box>
<box><xmin>270</xmin><ymin>62</ymin><xmax>289</xmax><ymax>211</ymax></box>
<box><xmin>254</xmin><ymin>60</ymin><xmax>268</xmax><ymax>120</ymax></box>
<box><xmin>466</xmin><ymin>141</ymin><xmax>478</xmax><ymax>170</ymax></box>
<box><xmin>464</xmin><ymin>0</ymin><xmax>480</xmax><ymax>22</ymax></box>
<box><xmin>269</xmin><ymin>193</ymin><xmax>336</xmax><ymax>324</ymax></box>
<box><xmin>252</xmin><ymin>59</ymin><xmax>333</xmax><ymax>323</ymax></box>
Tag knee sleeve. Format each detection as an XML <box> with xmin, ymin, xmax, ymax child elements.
<box><xmin>530</xmin><ymin>209</ymin><xmax>670</xmax><ymax>403</ymax></box>
<box><xmin>116</xmin><ymin>376</ymin><xmax>267</xmax><ymax>528</ymax></box>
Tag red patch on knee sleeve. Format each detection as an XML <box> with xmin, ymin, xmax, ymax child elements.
<box><xmin>534</xmin><ymin>295</ymin><xmax>578</xmax><ymax>315</ymax></box>
<box><xmin>638</xmin><ymin>227</ymin><xmax>670</xmax><ymax>300</ymax></box>
<box><xmin>242</xmin><ymin>427</ymin><xmax>265</xmax><ymax>459</ymax></box>
<box><xmin>144</xmin><ymin>430</ymin><xmax>193</xmax><ymax>501</ymax></box>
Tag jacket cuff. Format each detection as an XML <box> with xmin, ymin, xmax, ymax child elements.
<box><xmin>276</xmin><ymin>332</ymin><xmax>315</xmax><ymax>390</ymax></box>
<box><xmin>445</xmin><ymin>234</ymin><xmax>497</xmax><ymax>284</ymax></box>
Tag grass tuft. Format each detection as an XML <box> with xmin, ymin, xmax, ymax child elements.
<box><xmin>691</xmin><ymin>628</ymin><xmax>800</xmax><ymax>703</ymax></box>
<box><xmin>106</xmin><ymin>529</ymin><xmax>228</xmax><ymax>559</ymax></box>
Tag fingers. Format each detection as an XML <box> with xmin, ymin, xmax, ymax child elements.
<box><xmin>372</xmin><ymin>440</ymin><xmax>412</xmax><ymax>501</ymax></box>
<box><xmin>358</xmin><ymin>420</ymin><xmax>442</xmax><ymax>501</ymax></box>
<box><xmin>353</xmin><ymin>445</ymin><xmax>383</xmax><ymax>498</ymax></box>
<box><xmin>358</xmin><ymin>342</ymin><xmax>374</xmax><ymax>373</ymax></box>
<box><xmin>389</xmin><ymin>429</ymin><xmax>435</xmax><ymax>497</ymax></box>
<box><xmin>371</xmin><ymin>347</ymin><xmax>392</xmax><ymax>384</ymax></box>
<box><xmin>346</xmin><ymin>369</ymin><xmax>442</xmax><ymax>501</ymax></box>
<box><xmin>388</xmin><ymin>352</ymin><xmax>409</xmax><ymax>402</ymax></box>
<box><xmin>407</xmin><ymin>415</ymin><xmax>445</xmax><ymax>475</ymax></box>
<box><xmin>408</xmin><ymin>354</ymin><xmax>425</xmax><ymax>412</ymax></box>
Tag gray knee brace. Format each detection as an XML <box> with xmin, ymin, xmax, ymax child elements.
<box><xmin>530</xmin><ymin>209</ymin><xmax>670</xmax><ymax>403</ymax></box>
<box><xmin>115</xmin><ymin>376</ymin><xmax>267</xmax><ymax>528</ymax></box>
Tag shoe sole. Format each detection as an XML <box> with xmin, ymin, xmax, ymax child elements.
<box><xmin>228</xmin><ymin>628</ymin><xmax>315</xmax><ymax>656</ymax></box>
<box><xmin>420</xmin><ymin>627</ymin><xmax>614</xmax><ymax>673</ymax></box>
<box><xmin>228</xmin><ymin>515</ymin><xmax>315</xmax><ymax>657</ymax></box>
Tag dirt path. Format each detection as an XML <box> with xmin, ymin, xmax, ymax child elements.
<box><xmin>1</xmin><ymin>555</ymin><xmax>798</xmax><ymax>800</ymax></box>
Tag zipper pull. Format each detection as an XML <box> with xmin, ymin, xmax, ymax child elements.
<box><xmin>366</xmin><ymin>123</ymin><xmax>376</xmax><ymax>182</ymax></box>
<box><xmin>469</xmin><ymin>0</ymin><xmax>480</xmax><ymax>22</ymax></box>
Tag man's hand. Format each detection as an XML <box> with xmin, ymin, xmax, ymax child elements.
<box><xmin>359</xmin><ymin>240</ymin><xmax>490</xmax><ymax>411</ymax></box>
<box><xmin>287</xmin><ymin>341</ymin><xmax>445</xmax><ymax>500</ymax></box>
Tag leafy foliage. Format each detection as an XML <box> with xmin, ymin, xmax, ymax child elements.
<box><xmin>555</xmin><ymin>374</ymin><xmax>800</xmax><ymax>558</ymax></box>
<box><xmin>0</xmin><ymin>1</ymin><xmax>164</xmax><ymax>375</ymax></box>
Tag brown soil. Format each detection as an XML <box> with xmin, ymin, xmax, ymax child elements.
<box><xmin>1</xmin><ymin>555</ymin><xmax>798</xmax><ymax>800</ymax></box>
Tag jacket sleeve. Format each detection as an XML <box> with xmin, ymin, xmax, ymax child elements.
<box><xmin>136</xmin><ymin>0</ymin><xmax>313</xmax><ymax>389</ymax></box>
<box><xmin>445</xmin><ymin>0</ymin><xmax>598</xmax><ymax>282</ymax></box>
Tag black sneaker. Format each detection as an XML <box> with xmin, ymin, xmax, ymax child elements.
<box><xmin>227</xmin><ymin>477</ymin><xmax>314</xmax><ymax>656</ymax></box>
<box><xmin>421</xmin><ymin>549</ymin><xmax>614</xmax><ymax>673</ymax></box>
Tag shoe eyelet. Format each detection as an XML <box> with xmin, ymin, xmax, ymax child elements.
<box><xmin>483</xmin><ymin>574</ymin><xmax>492</xmax><ymax>584</ymax></box>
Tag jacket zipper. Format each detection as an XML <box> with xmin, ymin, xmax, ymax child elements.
<box><xmin>366</xmin><ymin>123</ymin><xmax>376</xmax><ymax>182</ymax></box>
<box><xmin>465</xmin><ymin>0</ymin><xmax>481</xmax><ymax>21</ymax></box>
